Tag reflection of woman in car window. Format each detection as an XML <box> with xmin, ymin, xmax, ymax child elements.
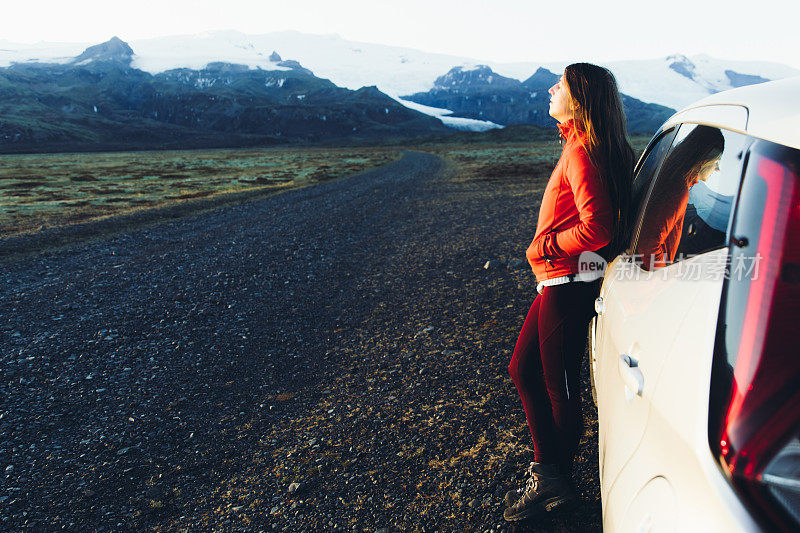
<box><xmin>505</xmin><ymin>63</ymin><xmax>635</xmax><ymax>521</ymax></box>
<box><xmin>637</xmin><ymin>126</ymin><xmax>724</xmax><ymax>270</ymax></box>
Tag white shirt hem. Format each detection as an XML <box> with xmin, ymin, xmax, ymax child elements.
<box><xmin>536</xmin><ymin>270</ymin><xmax>604</xmax><ymax>294</ymax></box>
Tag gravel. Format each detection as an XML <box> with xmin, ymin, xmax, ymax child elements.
<box><xmin>0</xmin><ymin>151</ymin><xmax>601</xmax><ymax>531</ymax></box>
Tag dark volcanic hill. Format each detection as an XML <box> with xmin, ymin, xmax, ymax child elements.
<box><xmin>402</xmin><ymin>65</ymin><xmax>675</xmax><ymax>134</ymax></box>
<box><xmin>71</xmin><ymin>36</ymin><xmax>134</xmax><ymax>66</ymax></box>
<box><xmin>405</xmin><ymin>65</ymin><xmax>553</xmax><ymax>126</ymax></box>
<box><xmin>0</xmin><ymin>38</ymin><xmax>449</xmax><ymax>152</ymax></box>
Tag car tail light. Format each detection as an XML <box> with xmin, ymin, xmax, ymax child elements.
<box><xmin>709</xmin><ymin>139</ymin><xmax>800</xmax><ymax>531</ymax></box>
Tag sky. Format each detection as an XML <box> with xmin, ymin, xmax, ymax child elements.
<box><xmin>2</xmin><ymin>0</ymin><xmax>799</xmax><ymax>69</ymax></box>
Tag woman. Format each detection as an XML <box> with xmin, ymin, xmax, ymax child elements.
<box><xmin>504</xmin><ymin>63</ymin><xmax>634</xmax><ymax>522</ymax></box>
<box><xmin>637</xmin><ymin>126</ymin><xmax>724</xmax><ymax>270</ymax></box>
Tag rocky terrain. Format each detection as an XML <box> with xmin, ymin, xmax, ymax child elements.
<box><xmin>0</xmin><ymin>151</ymin><xmax>602</xmax><ymax>531</ymax></box>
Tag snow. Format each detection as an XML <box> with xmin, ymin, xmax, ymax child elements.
<box><xmin>395</xmin><ymin>98</ymin><xmax>502</xmax><ymax>132</ymax></box>
<box><xmin>237</xmin><ymin>31</ymin><xmax>477</xmax><ymax>96</ymax></box>
<box><xmin>456</xmin><ymin>64</ymin><xmax>485</xmax><ymax>73</ymax></box>
<box><xmin>264</xmin><ymin>77</ymin><xmax>286</xmax><ymax>88</ymax></box>
<box><xmin>129</xmin><ymin>31</ymin><xmax>293</xmax><ymax>73</ymax></box>
<box><xmin>0</xmin><ymin>40</ymin><xmax>88</xmax><ymax>66</ymax></box>
<box><xmin>438</xmin><ymin>115</ymin><xmax>503</xmax><ymax>132</ymax></box>
<box><xmin>602</xmin><ymin>55</ymin><xmax>799</xmax><ymax>110</ymax></box>
<box><xmin>195</xmin><ymin>77</ymin><xmax>215</xmax><ymax>89</ymax></box>
<box><xmin>491</xmin><ymin>55</ymin><xmax>800</xmax><ymax>110</ymax></box>
<box><xmin>577</xmin><ymin>58</ymin><xmax>709</xmax><ymax>110</ymax></box>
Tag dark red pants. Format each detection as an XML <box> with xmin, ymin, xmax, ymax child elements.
<box><xmin>508</xmin><ymin>279</ymin><xmax>601</xmax><ymax>471</ymax></box>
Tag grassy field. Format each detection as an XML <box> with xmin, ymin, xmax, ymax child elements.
<box><xmin>0</xmin><ymin>135</ymin><xmax>652</xmax><ymax>237</ymax></box>
<box><xmin>420</xmin><ymin>141</ymin><xmax>563</xmax><ymax>183</ymax></box>
<box><xmin>0</xmin><ymin>147</ymin><xmax>400</xmax><ymax>236</ymax></box>
<box><xmin>416</xmin><ymin>134</ymin><xmax>652</xmax><ymax>183</ymax></box>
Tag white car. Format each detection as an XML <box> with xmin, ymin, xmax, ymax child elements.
<box><xmin>590</xmin><ymin>76</ymin><xmax>800</xmax><ymax>532</ymax></box>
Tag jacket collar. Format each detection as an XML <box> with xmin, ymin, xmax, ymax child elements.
<box><xmin>557</xmin><ymin>118</ymin><xmax>587</xmax><ymax>144</ymax></box>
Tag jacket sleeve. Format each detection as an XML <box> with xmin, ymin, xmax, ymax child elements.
<box><xmin>540</xmin><ymin>147</ymin><xmax>613</xmax><ymax>259</ymax></box>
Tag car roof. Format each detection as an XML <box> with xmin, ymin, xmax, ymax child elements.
<box><xmin>662</xmin><ymin>76</ymin><xmax>800</xmax><ymax>150</ymax></box>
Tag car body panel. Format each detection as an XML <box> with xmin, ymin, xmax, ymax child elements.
<box><xmin>663</xmin><ymin>104</ymin><xmax>749</xmax><ymax>134</ymax></box>
<box><xmin>596</xmin><ymin>251</ymin><xmax>708</xmax><ymax>511</ymax></box>
<box><xmin>665</xmin><ymin>76</ymin><xmax>800</xmax><ymax>150</ymax></box>
<box><xmin>617</xmin><ymin>476</ymin><xmax>677</xmax><ymax>532</ymax></box>
<box><xmin>602</xmin><ymin>249</ymin><xmax>761</xmax><ymax>531</ymax></box>
<box><xmin>597</xmin><ymin>249</ymin><xmax>767</xmax><ymax>532</ymax></box>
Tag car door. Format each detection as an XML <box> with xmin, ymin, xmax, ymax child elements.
<box><xmin>610</xmin><ymin>126</ymin><xmax>751</xmax><ymax>531</ymax></box>
<box><xmin>593</xmin><ymin>127</ymin><xmax>676</xmax><ymax>494</ymax></box>
<box><xmin>597</xmin><ymin>123</ymin><xmax>750</xmax><ymax>529</ymax></box>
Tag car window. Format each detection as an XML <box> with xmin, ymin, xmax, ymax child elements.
<box><xmin>626</xmin><ymin>128</ymin><xmax>677</xmax><ymax>252</ymax></box>
<box><xmin>635</xmin><ymin>124</ymin><xmax>748</xmax><ymax>270</ymax></box>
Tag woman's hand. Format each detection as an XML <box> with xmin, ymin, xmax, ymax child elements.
<box><xmin>527</xmin><ymin>233</ymin><xmax>555</xmax><ymax>264</ymax></box>
<box><xmin>526</xmin><ymin>235</ymin><xmax>548</xmax><ymax>267</ymax></box>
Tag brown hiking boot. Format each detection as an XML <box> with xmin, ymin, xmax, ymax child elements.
<box><xmin>504</xmin><ymin>461</ymin><xmax>573</xmax><ymax>506</ymax></box>
<box><xmin>503</xmin><ymin>462</ymin><xmax>574</xmax><ymax>521</ymax></box>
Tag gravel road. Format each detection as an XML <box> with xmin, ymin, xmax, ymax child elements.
<box><xmin>0</xmin><ymin>151</ymin><xmax>602</xmax><ymax>531</ymax></box>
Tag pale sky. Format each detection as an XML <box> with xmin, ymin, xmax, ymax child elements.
<box><xmin>3</xmin><ymin>0</ymin><xmax>799</xmax><ymax>68</ymax></box>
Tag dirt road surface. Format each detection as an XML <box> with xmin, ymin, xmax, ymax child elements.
<box><xmin>0</xmin><ymin>152</ymin><xmax>602</xmax><ymax>531</ymax></box>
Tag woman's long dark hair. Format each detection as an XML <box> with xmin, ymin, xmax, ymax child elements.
<box><xmin>657</xmin><ymin>126</ymin><xmax>724</xmax><ymax>189</ymax></box>
<box><xmin>564</xmin><ymin>63</ymin><xmax>634</xmax><ymax>257</ymax></box>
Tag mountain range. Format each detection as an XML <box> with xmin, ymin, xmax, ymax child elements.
<box><xmin>400</xmin><ymin>65</ymin><xmax>675</xmax><ymax>134</ymax></box>
<box><xmin>1</xmin><ymin>31</ymin><xmax>797</xmax><ymax>151</ymax></box>
<box><xmin>0</xmin><ymin>37</ymin><xmax>448</xmax><ymax>152</ymax></box>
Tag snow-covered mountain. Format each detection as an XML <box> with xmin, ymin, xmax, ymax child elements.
<box><xmin>2</xmin><ymin>30</ymin><xmax>797</xmax><ymax>116</ymax></box>
<box><xmin>0</xmin><ymin>37</ymin><xmax>455</xmax><ymax>152</ymax></box>
<box><xmin>0</xmin><ymin>31</ymin><xmax>472</xmax><ymax>99</ymax></box>
<box><xmin>501</xmin><ymin>54</ymin><xmax>799</xmax><ymax>111</ymax></box>
<box><xmin>401</xmin><ymin>65</ymin><xmax>675</xmax><ymax>134</ymax></box>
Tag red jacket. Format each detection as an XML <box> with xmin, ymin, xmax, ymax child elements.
<box><xmin>526</xmin><ymin>119</ymin><xmax>613</xmax><ymax>282</ymax></box>
<box><xmin>637</xmin><ymin>183</ymin><xmax>689</xmax><ymax>270</ymax></box>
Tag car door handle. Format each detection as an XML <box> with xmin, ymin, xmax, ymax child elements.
<box><xmin>619</xmin><ymin>354</ymin><xmax>644</xmax><ymax>396</ymax></box>
<box><xmin>595</xmin><ymin>297</ymin><xmax>605</xmax><ymax>315</ymax></box>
